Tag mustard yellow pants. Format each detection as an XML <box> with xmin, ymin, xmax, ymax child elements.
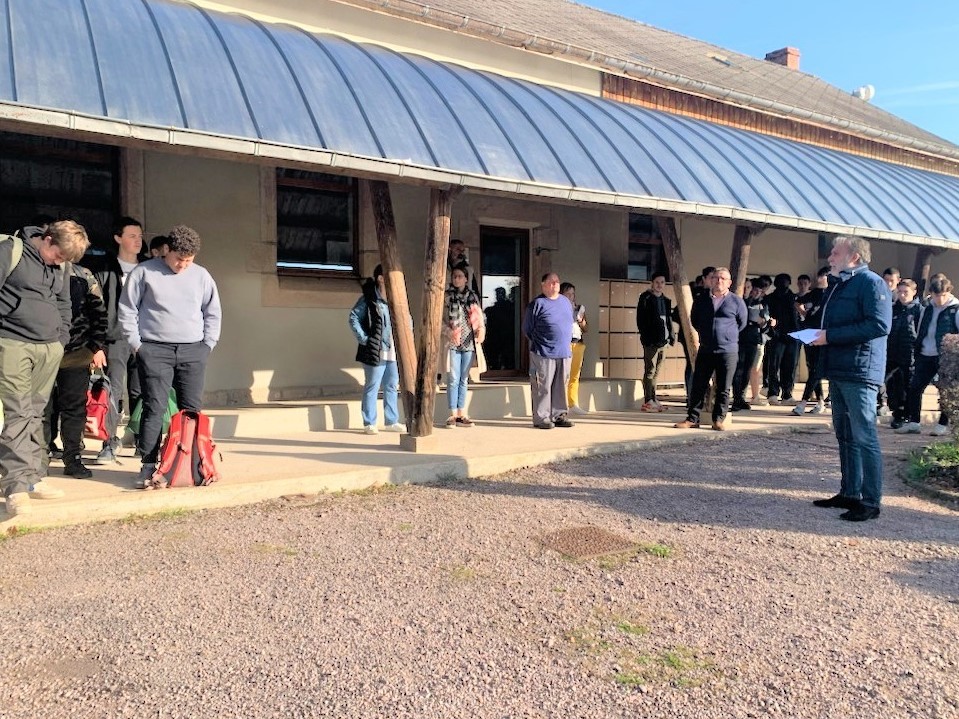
<box><xmin>567</xmin><ymin>341</ymin><xmax>586</xmax><ymax>408</ymax></box>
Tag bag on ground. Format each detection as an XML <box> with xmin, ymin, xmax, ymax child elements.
<box><xmin>127</xmin><ymin>389</ymin><xmax>178</xmax><ymax>437</ymax></box>
<box><xmin>154</xmin><ymin>410</ymin><xmax>222</xmax><ymax>488</ymax></box>
<box><xmin>84</xmin><ymin>371</ymin><xmax>118</xmax><ymax>441</ymax></box>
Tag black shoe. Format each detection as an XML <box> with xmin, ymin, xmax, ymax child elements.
<box><xmin>731</xmin><ymin>401</ymin><xmax>751</xmax><ymax>412</ymax></box>
<box><xmin>554</xmin><ymin>416</ymin><xmax>574</xmax><ymax>428</ymax></box>
<box><xmin>812</xmin><ymin>493</ymin><xmax>860</xmax><ymax>510</ymax></box>
<box><xmin>63</xmin><ymin>460</ymin><xmax>93</xmax><ymax>479</ymax></box>
<box><xmin>840</xmin><ymin>505</ymin><xmax>881</xmax><ymax>522</ymax></box>
<box><xmin>47</xmin><ymin>444</ymin><xmax>64</xmax><ymax>461</ymax></box>
<box><xmin>534</xmin><ymin>422</ymin><xmax>554</xmax><ymax>430</ymax></box>
<box><xmin>890</xmin><ymin>418</ymin><xmax>904</xmax><ymax>430</ymax></box>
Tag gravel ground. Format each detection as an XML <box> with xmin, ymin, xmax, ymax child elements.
<box><xmin>1</xmin><ymin>429</ymin><xmax>957</xmax><ymax>719</ymax></box>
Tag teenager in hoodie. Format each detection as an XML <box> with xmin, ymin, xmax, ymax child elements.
<box><xmin>895</xmin><ymin>274</ymin><xmax>959</xmax><ymax>436</ymax></box>
<box><xmin>887</xmin><ymin>279</ymin><xmax>921</xmax><ymax>430</ymax></box>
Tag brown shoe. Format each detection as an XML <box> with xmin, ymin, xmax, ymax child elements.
<box><xmin>712</xmin><ymin>420</ymin><xmax>726</xmax><ymax>431</ymax></box>
<box><xmin>674</xmin><ymin>420</ymin><xmax>700</xmax><ymax>429</ymax></box>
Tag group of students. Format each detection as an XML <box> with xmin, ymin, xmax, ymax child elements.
<box><xmin>635</xmin><ymin>260</ymin><xmax>958</xmax><ymax>437</ymax></box>
<box><xmin>1</xmin><ymin>216</ymin><xmax>221</xmax><ymax>517</ymax></box>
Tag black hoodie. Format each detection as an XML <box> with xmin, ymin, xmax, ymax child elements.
<box><xmin>0</xmin><ymin>235</ymin><xmax>71</xmax><ymax>345</ymax></box>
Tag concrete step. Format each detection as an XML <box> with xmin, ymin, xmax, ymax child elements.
<box><xmin>202</xmin><ymin>379</ymin><xmax>643</xmax><ymax>439</ymax></box>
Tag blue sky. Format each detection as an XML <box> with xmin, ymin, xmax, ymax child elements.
<box><xmin>588</xmin><ymin>1</ymin><xmax>959</xmax><ymax>146</ymax></box>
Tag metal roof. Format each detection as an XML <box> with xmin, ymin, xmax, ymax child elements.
<box><xmin>2</xmin><ymin>0</ymin><xmax>959</xmax><ymax>245</ymax></box>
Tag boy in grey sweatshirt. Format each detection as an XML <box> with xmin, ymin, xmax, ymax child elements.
<box><xmin>119</xmin><ymin>225</ymin><xmax>221</xmax><ymax>488</ymax></box>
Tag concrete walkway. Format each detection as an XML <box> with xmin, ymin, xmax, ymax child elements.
<box><xmin>2</xmin><ymin>386</ymin><xmax>943</xmax><ymax>531</ymax></box>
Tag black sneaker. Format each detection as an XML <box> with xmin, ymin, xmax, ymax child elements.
<box><xmin>63</xmin><ymin>458</ymin><xmax>93</xmax><ymax>479</ymax></box>
<box><xmin>812</xmin><ymin>493</ymin><xmax>860</xmax><ymax>510</ymax></box>
<box><xmin>890</xmin><ymin>418</ymin><xmax>904</xmax><ymax>430</ymax></box>
<box><xmin>47</xmin><ymin>444</ymin><xmax>64</xmax><ymax>461</ymax></box>
<box><xmin>840</xmin><ymin>505</ymin><xmax>881</xmax><ymax>522</ymax></box>
<box><xmin>534</xmin><ymin>422</ymin><xmax>554</xmax><ymax>430</ymax></box>
<box><xmin>554</xmin><ymin>416</ymin><xmax>574</xmax><ymax>428</ymax></box>
<box><xmin>731</xmin><ymin>401</ymin><xmax>751</xmax><ymax>412</ymax></box>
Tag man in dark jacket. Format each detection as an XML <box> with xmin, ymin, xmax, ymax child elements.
<box><xmin>636</xmin><ymin>272</ymin><xmax>674</xmax><ymax>411</ymax></box>
<box><xmin>675</xmin><ymin>267</ymin><xmax>747</xmax><ymax>431</ymax></box>
<box><xmin>1</xmin><ymin>221</ymin><xmax>90</xmax><ymax>517</ymax></box>
<box><xmin>765</xmin><ymin>273</ymin><xmax>800</xmax><ymax>404</ymax></box>
<box><xmin>41</xmin><ymin>263</ymin><xmax>109</xmax><ymax>480</ymax></box>
<box><xmin>732</xmin><ymin>279</ymin><xmax>771</xmax><ymax>411</ymax></box>
<box><xmin>886</xmin><ymin>279</ymin><xmax>920</xmax><ymax>429</ymax></box>
<box><xmin>93</xmin><ymin>216</ymin><xmax>143</xmax><ymax>464</ymax></box>
<box><xmin>811</xmin><ymin>236</ymin><xmax>892</xmax><ymax>522</ymax></box>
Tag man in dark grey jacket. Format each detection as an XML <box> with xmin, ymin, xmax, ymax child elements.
<box><xmin>1</xmin><ymin>221</ymin><xmax>90</xmax><ymax>517</ymax></box>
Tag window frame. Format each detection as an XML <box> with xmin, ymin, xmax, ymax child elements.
<box><xmin>275</xmin><ymin>168</ymin><xmax>359</xmax><ymax>278</ymax></box>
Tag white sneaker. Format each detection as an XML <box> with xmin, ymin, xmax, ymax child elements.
<box><xmin>791</xmin><ymin>401</ymin><xmax>808</xmax><ymax>416</ymax></box>
<box><xmin>810</xmin><ymin>401</ymin><xmax>825</xmax><ymax>415</ymax></box>
<box><xmin>383</xmin><ymin>423</ymin><xmax>406</xmax><ymax>433</ymax></box>
<box><xmin>5</xmin><ymin>492</ymin><xmax>31</xmax><ymax>516</ymax></box>
<box><xmin>569</xmin><ymin>405</ymin><xmax>589</xmax><ymax>415</ymax></box>
<box><xmin>767</xmin><ymin>397</ymin><xmax>781</xmax><ymax>406</ymax></box>
<box><xmin>28</xmin><ymin>481</ymin><xmax>65</xmax><ymax>500</ymax></box>
<box><xmin>930</xmin><ymin>423</ymin><xmax>950</xmax><ymax>437</ymax></box>
<box><xmin>364</xmin><ymin>425</ymin><xmax>378</xmax><ymax>435</ymax></box>
<box><xmin>878</xmin><ymin>406</ymin><xmax>891</xmax><ymax>417</ymax></box>
<box><xmin>895</xmin><ymin>422</ymin><xmax>922</xmax><ymax>434</ymax></box>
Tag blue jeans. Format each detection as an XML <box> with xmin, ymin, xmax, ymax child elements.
<box><xmin>361</xmin><ymin>360</ymin><xmax>398</xmax><ymax>427</ymax></box>
<box><xmin>447</xmin><ymin>349</ymin><xmax>473</xmax><ymax>411</ymax></box>
<box><xmin>830</xmin><ymin>379</ymin><xmax>883</xmax><ymax>508</ymax></box>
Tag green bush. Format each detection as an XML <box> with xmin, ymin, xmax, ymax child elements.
<box><xmin>936</xmin><ymin>334</ymin><xmax>959</xmax><ymax>438</ymax></box>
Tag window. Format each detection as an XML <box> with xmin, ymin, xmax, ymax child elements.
<box><xmin>0</xmin><ymin>130</ymin><xmax>118</xmax><ymax>252</ymax></box>
<box><xmin>627</xmin><ymin>213</ymin><xmax>668</xmax><ymax>281</ymax></box>
<box><xmin>276</xmin><ymin>168</ymin><xmax>357</xmax><ymax>274</ymax></box>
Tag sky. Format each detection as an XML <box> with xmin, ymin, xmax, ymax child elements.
<box><xmin>587</xmin><ymin>1</ymin><xmax>959</xmax><ymax>146</ymax></box>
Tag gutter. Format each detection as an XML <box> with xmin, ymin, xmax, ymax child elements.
<box><xmin>334</xmin><ymin>0</ymin><xmax>959</xmax><ymax>164</ymax></box>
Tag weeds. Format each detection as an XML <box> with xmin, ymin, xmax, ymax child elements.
<box><xmin>118</xmin><ymin>508</ymin><xmax>193</xmax><ymax>524</ymax></box>
<box><xmin>252</xmin><ymin>543</ymin><xmax>298</xmax><ymax>557</ymax></box>
<box><xmin>0</xmin><ymin>524</ymin><xmax>45</xmax><ymax>543</ymax></box>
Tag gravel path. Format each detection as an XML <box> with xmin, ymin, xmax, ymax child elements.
<box><xmin>1</xmin><ymin>430</ymin><xmax>957</xmax><ymax>719</ymax></box>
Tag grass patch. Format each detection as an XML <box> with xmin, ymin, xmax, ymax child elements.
<box><xmin>908</xmin><ymin>442</ymin><xmax>959</xmax><ymax>490</ymax></box>
<box><xmin>118</xmin><ymin>508</ymin><xmax>193</xmax><ymax>524</ymax></box>
<box><xmin>397</xmin><ymin>522</ymin><xmax>414</xmax><ymax>532</ymax></box>
<box><xmin>252</xmin><ymin>543</ymin><xmax>298</xmax><ymax>557</ymax></box>
<box><xmin>637</xmin><ymin>542</ymin><xmax>674</xmax><ymax>559</ymax></box>
<box><xmin>0</xmin><ymin>524</ymin><xmax>46</xmax><ymax>543</ymax></box>
<box><xmin>615</xmin><ymin>619</ymin><xmax>649</xmax><ymax>636</ymax></box>
<box><xmin>446</xmin><ymin>564</ymin><xmax>477</xmax><ymax>581</ymax></box>
<box><xmin>596</xmin><ymin>542</ymin><xmax>674</xmax><ymax>569</ymax></box>
<box><xmin>336</xmin><ymin>482</ymin><xmax>399</xmax><ymax>497</ymax></box>
<box><xmin>615</xmin><ymin>647</ymin><xmax>715</xmax><ymax>689</ymax></box>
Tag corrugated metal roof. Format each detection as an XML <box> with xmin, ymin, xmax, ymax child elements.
<box><xmin>2</xmin><ymin>0</ymin><xmax>958</xmax><ymax>244</ymax></box>
<box><xmin>338</xmin><ymin>0</ymin><xmax>957</xmax><ymax>157</ymax></box>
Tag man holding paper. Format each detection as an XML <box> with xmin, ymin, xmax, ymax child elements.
<box><xmin>809</xmin><ymin>236</ymin><xmax>892</xmax><ymax>522</ymax></box>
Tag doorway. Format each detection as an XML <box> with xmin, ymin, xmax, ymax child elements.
<box><xmin>479</xmin><ymin>226</ymin><xmax>529</xmax><ymax>377</ymax></box>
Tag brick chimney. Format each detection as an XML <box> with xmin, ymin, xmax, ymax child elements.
<box><xmin>765</xmin><ymin>47</ymin><xmax>800</xmax><ymax>70</ymax></box>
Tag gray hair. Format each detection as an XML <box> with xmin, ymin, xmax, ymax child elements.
<box><xmin>833</xmin><ymin>235</ymin><xmax>871</xmax><ymax>264</ymax></box>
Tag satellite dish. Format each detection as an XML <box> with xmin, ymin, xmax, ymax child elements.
<box><xmin>852</xmin><ymin>85</ymin><xmax>875</xmax><ymax>101</ymax></box>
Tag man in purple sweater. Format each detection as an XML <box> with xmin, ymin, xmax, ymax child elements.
<box><xmin>523</xmin><ymin>273</ymin><xmax>575</xmax><ymax>429</ymax></box>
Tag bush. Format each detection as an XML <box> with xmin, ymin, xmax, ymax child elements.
<box><xmin>937</xmin><ymin>334</ymin><xmax>959</xmax><ymax>437</ymax></box>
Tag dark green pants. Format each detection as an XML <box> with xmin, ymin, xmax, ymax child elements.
<box><xmin>0</xmin><ymin>338</ymin><xmax>63</xmax><ymax>496</ymax></box>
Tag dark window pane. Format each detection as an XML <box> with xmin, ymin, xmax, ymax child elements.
<box><xmin>276</xmin><ymin>169</ymin><xmax>356</xmax><ymax>273</ymax></box>
<box><xmin>627</xmin><ymin>212</ymin><xmax>668</xmax><ymax>282</ymax></box>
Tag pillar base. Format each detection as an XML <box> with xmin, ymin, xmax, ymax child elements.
<box><xmin>400</xmin><ymin>433</ymin><xmax>440</xmax><ymax>453</ymax></box>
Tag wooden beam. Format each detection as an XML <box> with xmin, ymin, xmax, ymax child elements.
<box><xmin>912</xmin><ymin>245</ymin><xmax>947</xmax><ymax>297</ymax></box>
<box><xmin>656</xmin><ymin>216</ymin><xmax>698</xmax><ymax>360</ymax></box>
<box><xmin>369</xmin><ymin>180</ymin><xmax>417</xmax><ymax>428</ymax></box>
<box><xmin>729</xmin><ymin>225</ymin><xmax>754</xmax><ymax>296</ymax></box>
<box><xmin>411</xmin><ymin>188</ymin><xmax>458</xmax><ymax>437</ymax></box>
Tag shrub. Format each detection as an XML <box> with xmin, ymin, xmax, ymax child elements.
<box><xmin>936</xmin><ymin>334</ymin><xmax>959</xmax><ymax>437</ymax></box>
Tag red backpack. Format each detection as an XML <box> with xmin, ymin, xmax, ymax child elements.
<box><xmin>153</xmin><ymin>410</ymin><xmax>222</xmax><ymax>488</ymax></box>
<box><xmin>84</xmin><ymin>372</ymin><xmax>117</xmax><ymax>441</ymax></box>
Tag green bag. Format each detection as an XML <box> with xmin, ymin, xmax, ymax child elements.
<box><xmin>127</xmin><ymin>389</ymin><xmax>178</xmax><ymax>436</ymax></box>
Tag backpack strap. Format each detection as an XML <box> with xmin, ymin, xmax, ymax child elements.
<box><xmin>1</xmin><ymin>235</ymin><xmax>24</xmax><ymax>282</ymax></box>
<box><xmin>193</xmin><ymin>411</ymin><xmax>221</xmax><ymax>485</ymax></box>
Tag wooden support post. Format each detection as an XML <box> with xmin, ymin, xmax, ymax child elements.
<box><xmin>729</xmin><ymin>225</ymin><xmax>754</xmax><ymax>297</ymax></box>
<box><xmin>369</xmin><ymin>180</ymin><xmax>417</xmax><ymax>428</ymax></box>
<box><xmin>656</xmin><ymin>217</ymin><xmax>698</xmax><ymax>360</ymax></box>
<box><xmin>410</xmin><ymin>188</ymin><xmax>458</xmax><ymax>438</ymax></box>
<box><xmin>912</xmin><ymin>245</ymin><xmax>946</xmax><ymax>297</ymax></box>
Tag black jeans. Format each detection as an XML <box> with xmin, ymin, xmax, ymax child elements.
<box><xmin>800</xmin><ymin>345</ymin><xmax>824</xmax><ymax>402</ymax></box>
<box><xmin>105</xmin><ymin>339</ymin><xmax>140</xmax><ymax>439</ymax></box>
<box><xmin>906</xmin><ymin>354</ymin><xmax>947</xmax><ymax>425</ymax></box>
<box><xmin>733</xmin><ymin>343</ymin><xmax>759</xmax><ymax>404</ymax></box>
<box><xmin>886</xmin><ymin>361</ymin><xmax>913</xmax><ymax>422</ymax></box>
<box><xmin>767</xmin><ymin>335</ymin><xmax>799</xmax><ymax>400</ymax></box>
<box><xmin>687</xmin><ymin>351</ymin><xmax>738</xmax><ymax>423</ymax></box>
<box><xmin>41</xmin><ymin>365</ymin><xmax>89</xmax><ymax>469</ymax></box>
<box><xmin>136</xmin><ymin>341</ymin><xmax>210</xmax><ymax>464</ymax></box>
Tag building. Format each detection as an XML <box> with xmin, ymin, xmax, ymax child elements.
<box><xmin>2</xmin><ymin>0</ymin><xmax>957</xmax><ymax>414</ymax></box>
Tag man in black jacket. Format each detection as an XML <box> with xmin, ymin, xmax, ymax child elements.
<box><xmin>93</xmin><ymin>216</ymin><xmax>143</xmax><ymax>463</ymax></box>
<box><xmin>765</xmin><ymin>273</ymin><xmax>800</xmax><ymax>404</ymax></box>
<box><xmin>887</xmin><ymin>279</ymin><xmax>921</xmax><ymax>429</ymax></box>
<box><xmin>1</xmin><ymin>221</ymin><xmax>89</xmax><ymax>517</ymax></box>
<box><xmin>636</xmin><ymin>272</ymin><xmax>675</xmax><ymax>411</ymax></box>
